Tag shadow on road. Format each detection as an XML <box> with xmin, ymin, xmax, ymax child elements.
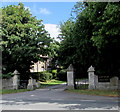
<box><xmin>1</xmin><ymin>84</ymin><xmax>119</xmax><ymax>110</ymax></box>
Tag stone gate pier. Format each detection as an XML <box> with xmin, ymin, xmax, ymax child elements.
<box><xmin>67</xmin><ymin>64</ymin><xmax>75</xmax><ymax>89</ymax></box>
<box><xmin>88</xmin><ymin>65</ymin><xmax>120</xmax><ymax>90</ymax></box>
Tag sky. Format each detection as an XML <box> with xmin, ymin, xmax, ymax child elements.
<box><xmin>1</xmin><ymin>2</ymin><xmax>76</xmax><ymax>40</ymax></box>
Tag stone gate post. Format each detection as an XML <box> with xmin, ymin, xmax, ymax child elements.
<box><xmin>13</xmin><ymin>70</ymin><xmax>19</xmax><ymax>89</ymax></box>
<box><xmin>88</xmin><ymin>65</ymin><xmax>96</xmax><ymax>89</ymax></box>
<box><xmin>67</xmin><ymin>64</ymin><xmax>75</xmax><ymax>89</ymax></box>
<box><xmin>27</xmin><ymin>77</ymin><xmax>36</xmax><ymax>90</ymax></box>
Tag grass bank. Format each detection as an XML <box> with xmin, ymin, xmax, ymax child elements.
<box><xmin>66</xmin><ymin>89</ymin><xmax>120</xmax><ymax>97</ymax></box>
<box><xmin>0</xmin><ymin>89</ymin><xmax>31</xmax><ymax>94</ymax></box>
<box><xmin>38</xmin><ymin>79</ymin><xmax>66</xmax><ymax>88</ymax></box>
<box><xmin>1</xmin><ymin>80</ymin><xmax>65</xmax><ymax>94</ymax></box>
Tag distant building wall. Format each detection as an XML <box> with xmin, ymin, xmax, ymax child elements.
<box><xmin>30</xmin><ymin>58</ymin><xmax>50</xmax><ymax>72</ymax></box>
<box><xmin>30</xmin><ymin>55</ymin><xmax>51</xmax><ymax>73</ymax></box>
<box><xmin>30</xmin><ymin>61</ymin><xmax>45</xmax><ymax>72</ymax></box>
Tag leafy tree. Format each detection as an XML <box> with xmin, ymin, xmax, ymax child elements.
<box><xmin>58</xmin><ymin>20</ymin><xmax>76</xmax><ymax>66</ymax></box>
<box><xmin>48</xmin><ymin>41</ymin><xmax>60</xmax><ymax>69</ymax></box>
<box><xmin>58</xmin><ymin>5</ymin><xmax>98</xmax><ymax>78</ymax></box>
<box><xmin>0</xmin><ymin>3</ymin><xmax>52</xmax><ymax>81</ymax></box>
<box><xmin>89</xmin><ymin>2</ymin><xmax>120</xmax><ymax>76</ymax></box>
<box><xmin>58</xmin><ymin>2</ymin><xmax>120</xmax><ymax>78</ymax></box>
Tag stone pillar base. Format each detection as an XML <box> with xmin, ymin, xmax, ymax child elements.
<box><xmin>88</xmin><ymin>85</ymin><xmax>96</xmax><ymax>90</ymax></box>
<box><xmin>27</xmin><ymin>85</ymin><xmax>35</xmax><ymax>90</ymax></box>
<box><xmin>66</xmin><ymin>85</ymin><xmax>74</xmax><ymax>90</ymax></box>
<box><xmin>13</xmin><ymin>85</ymin><xmax>18</xmax><ymax>90</ymax></box>
<box><xmin>67</xmin><ymin>64</ymin><xmax>75</xmax><ymax>90</ymax></box>
<box><xmin>27</xmin><ymin>78</ymin><xmax>36</xmax><ymax>90</ymax></box>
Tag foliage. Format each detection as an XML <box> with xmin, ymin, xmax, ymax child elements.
<box><xmin>48</xmin><ymin>41</ymin><xmax>60</xmax><ymax>57</ymax></box>
<box><xmin>0</xmin><ymin>3</ymin><xmax>52</xmax><ymax>80</ymax></box>
<box><xmin>51</xmin><ymin>69</ymin><xmax>57</xmax><ymax>79</ymax></box>
<box><xmin>52</xmin><ymin>69</ymin><xmax>57</xmax><ymax>74</ymax></box>
<box><xmin>59</xmin><ymin>9</ymin><xmax>97</xmax><ymax>77</ymax></box>
<box><xmin>57</xmin><ymin>69</ymin><xmax>67</xmax><ymax>81</ymax></box>
<box><xmin>38</xmin><ymin>71</ymin><xmax>53</xmax><ymax>82</ymax></box>
<box><xmin>29</xmin><ymin>72</ymin><xmax>39</xmax><ymax>80</ymax></box>
<box><xmin>0</xmin><ymin>72</ymin><xmax>14</xmax><ymax>79</ymax></box>
<box><xmin>58</xmin><ymin>2</ymin><xmax>120</xmax><ymax>78</ymax></box>
<box><xmin>58</xmin><ymin>20</ymin><xmax>76</xmax><ymax>67</ymax></box>
<box><xmin>89</xmin><ymin>2</ymin><xmax>120</xmax><ymax>75</ymax></box>
<box><xmin>48</xmin><ymin>41</ymin><xmax>60</xmax><ymax>69</ymax></box>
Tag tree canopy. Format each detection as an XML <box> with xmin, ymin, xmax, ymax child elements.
<box><xmin>0</xmin><ymin>3</ymin><xmax>52</xmax><ymax>79</ymax></box>
<box><xmin>58</xmin><ymin>2</ymin><xmax>120</xmax><ymax>78</ymax></box>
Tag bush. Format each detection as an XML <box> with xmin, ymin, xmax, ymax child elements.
<box><xmin>38</xmin><ymin>71</ymin><xmax>53</xmax><ymax>82</ymax></box>
<box><xmin>0</xmin><ymin>72</ymin><xmax>14</xmax><ymax>79</ymax></box>
<box><xmin>51</xmin><ymin>69</ymin><xmax>57</xmax><ymax>79</ymax></box>
<box><xmin>29</xmin><ymin>72</ymin><xmax>39</xmax><ymax>80</ymax></box>
<box><xmin>57</xmin><ymin>69</ymin><xmax>67</xmax><ymax>81</ymax></box>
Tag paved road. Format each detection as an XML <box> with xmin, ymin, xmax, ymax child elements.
<box><xmin>1</xmin><ymin>84</ymin><xmax>120</xmax><ymax>110</ymax></box>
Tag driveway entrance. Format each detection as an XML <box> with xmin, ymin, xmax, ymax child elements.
<box><xmin>1</xmin><ymin>84</ymin><xmax>119</xmax><ymax>110</ymax></box>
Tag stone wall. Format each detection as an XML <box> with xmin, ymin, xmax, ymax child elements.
<box><xmin>1</xmin><ymin>75</ymin><xmax>40</xmax><ymax>90</ymax></box>
<box><xmin>1</xmin><ymin>75</ymin><xmax>19</xmax><ymax>89</ymax></box>
<box><xmin>95</xmin><ymin>76</ymin><xmax>120</xmax><ymax>90</ymax></box>
<box><xmin>1</xmin><ymin>78</ymin><xmax>14</xmax><ymax>89</ymax></box>
<box><xmin>88</xmin><ymin>66</ymin><xmax>120</xmax><ymax>90</ymax></box>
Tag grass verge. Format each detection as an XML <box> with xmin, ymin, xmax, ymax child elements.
<box><xmin>0</xmin><ymin>89</ymin><xmax>31</xmax><ymax>94</ymax></box>
<box><xmin>0</xmin><ymin>80</ymin><xmax>65</xmax><ymax>94</ymax></box>
<box><xmin>38</xmin><ymin>79</ymin><xmax>66</xmax><ymax>88</ymax></box>
<box><xmin>66</xmin><ymin>89</ymin><xmax>120</xmax><ymax>97</ymax></box>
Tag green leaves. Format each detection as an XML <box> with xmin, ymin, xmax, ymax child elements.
<box><xmin>91</xmin><ymin>3</ymin><xmax>120</xmax><ymax>49</ymax></box>
<box><xmin>59</xmin><ymin>2</ymin><xmax>120</xmax><ymax>77</ymax></box>
<box><xmin>1</xmin><ymin>3</ymin><xmax>52</xmax><ymax>76</ymax></box>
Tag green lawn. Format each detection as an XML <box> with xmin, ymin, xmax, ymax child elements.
<box><xmin>38</xmin><ymin>79</ymin><xmax>66</xmax><ymax>88</ymax></box>
<box><xmin>66</xmin><ymin>89</ymin><xmax>120</xmax><ymax>97</ymax></box>
<box><xmin>0</xmin><ymin>89</ymin><xmax>31</xmax><ymax>94</ymax></box>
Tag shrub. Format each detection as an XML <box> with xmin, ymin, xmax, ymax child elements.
<box><xmin>38</xmin><ymin>71</ymin><xmax>53</xmax><ymax>82</ymax></box>
<box><xmin>51</xmin><ymin>69</ymin><xmax>57</xmax><ymax>79</ymax></box>
<box><xmin>29</xmin><ymin>72</ymin><xmax>39</xmax><ymax>80</ymax></box>
<box><xmin>57</xmin><ymin>69</ymin><xmax>67</xmax><ymax>81</ymax></box>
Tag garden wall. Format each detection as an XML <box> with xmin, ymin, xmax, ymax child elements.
<box><xmin>1</xmin><ymin>75</ymin><xmax>39</xmax><ymax>90</ymax></box>
<box><xmin>88</xmin><ymin>66</ymin><xmax>120</xmax><ymax>90</ymax></box>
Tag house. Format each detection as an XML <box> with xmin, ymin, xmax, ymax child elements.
<box><xmin>30</xmin><ymin>55</ymin><xmax>51</xmax><ymax>73</ymax></box>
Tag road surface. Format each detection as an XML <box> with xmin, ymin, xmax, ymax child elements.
<box><xmin>0</xmin><ymin>84</ymin><xmax>119</xmax><ymax>111</ymax></box>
